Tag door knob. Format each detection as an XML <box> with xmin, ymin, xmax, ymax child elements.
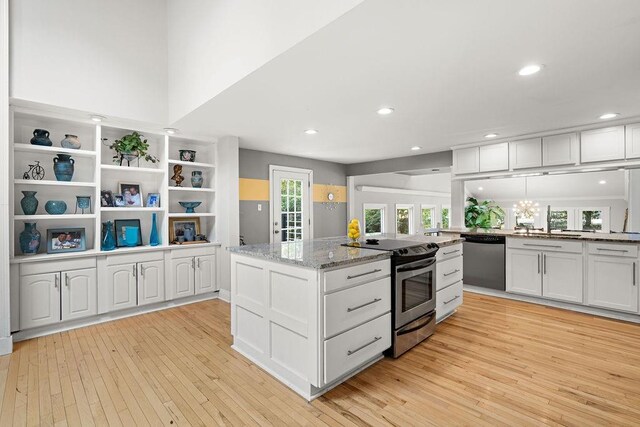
<box><xmin>274</xmin><ymin>230</ymin><xmax>280</xmax><ymax>234</ymax></box>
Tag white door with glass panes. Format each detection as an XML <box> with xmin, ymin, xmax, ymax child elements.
<box><xmin>270</xmin><ymin>166</ymin><xmax>312</xmax><ymax>243</ymax></box>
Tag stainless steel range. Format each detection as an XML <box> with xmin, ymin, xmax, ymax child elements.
<box><xmin>345</xmin><ymin>239</ymin><xmax>439</xmax><ymax>357</ymax></box>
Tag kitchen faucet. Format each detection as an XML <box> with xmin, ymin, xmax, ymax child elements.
<box><xmin>546</xmin><ymin>205</ymin><xmax>551</xmax><ymax>233</ymax></box>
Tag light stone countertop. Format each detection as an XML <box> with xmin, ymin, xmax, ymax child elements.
<box><xmin>227</xmin><ymin>234</ymin><xmax>463</xmax><ymax>269</ymax></box>
<box><xmin>440</xmin><ymin>228</ymin><xmax>640</xmax><ymax>244</ymax></box>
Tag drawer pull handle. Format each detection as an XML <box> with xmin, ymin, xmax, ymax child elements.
<box><xmin>443</xmin><ymin>249</ymin><xmax>460</xmax><ymax>255</ymax></box>
<box><xmin>634</xmin><ymin>262</ymin><xmax>636</xmax><ymax>287</ymax></box>
<box><xmin>596</xmin><ymin>248</ymin><xmax>629</xmax><ymax>253</ymax></box>
<box><xmin>443</xmin><ymin>269</ymin><xmax>460</xmax><ymax>277</ymax></box>
<box><xmin>347</xmin><ymin>269</ymin><xmax>382</xmax><ymax>280</ymax></box>
<box><xmin>347</xmin><ymin>298</ymin><xmax>382</xmax><ymax>312</ymax></box>
<box><xmin>443</xmin><ymin>295</ymin><xmax>460</xmax><ymax>305</ymax></box>
<box><xmin>522</xmin><ymin>243</ymin><xmax>562</xmax><ymax>248</ymax></box>
<box><xmin>347</xmin><ymin>336</ymin><xmax>382</xmax><ymax>356</ymax></box>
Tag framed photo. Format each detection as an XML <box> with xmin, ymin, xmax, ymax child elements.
<box><xmin>114</xmin><ymin>194</ymin><xmax>126</xmax><ymax>207</ymax></box>
<box><xmin>114</xmin><ymin>219</ymin><xmax>143</xmax><ymax>247</ymax></box>
<box><xmin>119</xmin><ymin>182</ymin><xmax>143</xmax><ymax>207</ymax></box>
<box><xmin>47</xmin><ymin>228</ymin><xmax>87</xmax><ymax>254</ymax></box>
<box><xmin>169</xmin><ymin>217</ymin><xmax>201</xmax><ymax>243</ymax></box>
<box><xmin>146</xmin><ymin>193</ymin><xmax>160</xmax><ymax>208</ymax></box>
<box><xmin>100</xmin><ymin>190</ymin><xmax>114</xmax><ymax>207</ymax></box>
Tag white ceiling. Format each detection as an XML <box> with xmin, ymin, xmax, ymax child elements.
<box><xmin>173</xmin><ymin>0</ymin><xmax>640</xmax><ymax>164</ymax></box>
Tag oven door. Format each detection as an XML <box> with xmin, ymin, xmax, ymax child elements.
<box><xmin>394</xmin><ymin>257</ymin><xmax>436</xmax><ymax>329</ymax></box>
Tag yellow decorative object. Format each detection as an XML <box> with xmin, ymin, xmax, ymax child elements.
<box><xmin>347</xmin><ymin>218</ymin><xmax>361</xmax><ymax>243</ymax></box>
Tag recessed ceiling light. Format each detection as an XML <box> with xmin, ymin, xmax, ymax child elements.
<box><xmin>377</xmin><ymin>107</ymin><xmax>395</xmax><ymax>115</ymax></box>
<box><xmin>478</xmin><ymin>187</ymin><xmax>483</xmax><ymax>191</ymax></box>
<box><xmin>518</xmin><ymin>64</ymin><xmax>543</xmax><ymax>76</ymax></box>
<box><xmin>599</xmin><ymin>113</ymin><xmax>619</xmax><ymax>120</ymax></box>
<box><xmin>304</xmin><ymin>129</ymin><xmax>318</xmax><ymax>135</ymax></box>
<box><xmin>411</xmin><ymin>146</ymin><xmax>422</xmax><ymax>151</ymax></box>
<box><xmin>484</xmin><ymin>133</ymin><xmax>498</xmax><ymax>138</ymax></box>
<box><xmin>599</xmin><ymin>180</ymin><xmax>607</xmax><ymax>185</ymax></box>
<box><xmin>90</xmin><ymin>115</ymin><xmax>105</xmax><ymax>122</ymax></box>
<box><xmin>164</xmin><ymin>128</ymin><xmax>178</xmax><ymax>135</ymax></box>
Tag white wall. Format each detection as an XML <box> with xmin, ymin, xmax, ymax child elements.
<box><xmin>217</xmin><ymin>136</ymin><xmax>240</xmax><ymax>297</ymax></box>
<box><xmin>10</xmin><ymin>0</ymin><xmax>168</xmax><ymax>124</ymax></box>
<box><xmin>166</xmin><ymin>0</ymin><xmax>363</xmax><ymax>123</ymax></box>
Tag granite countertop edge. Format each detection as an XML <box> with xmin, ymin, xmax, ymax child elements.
<box><xmin>440</xmin><ymin>229</ymin><xmax>640</xmax><ymax>244</ymax></box>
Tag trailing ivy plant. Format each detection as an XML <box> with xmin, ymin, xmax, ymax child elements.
<box><xmin>108</xmin><ymin>131</ymin><xmax>159</xmax><ymax>163</ymax></box>
<box><xmin>465</xmin><ymin>197</ymin><xmax>505</xmax><ymax>229</ymax></box>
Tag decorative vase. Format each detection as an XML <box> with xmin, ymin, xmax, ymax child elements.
<box><xmin>123</xmin><ymin>226</ymin><xmax>140</xmax><ymax>247</ymax></box>
<box><xmin>179</xmin><ymin>149</ymin><xmax>196</xmax><ymax>162</ymax></box>
<box><xmin>19</xmin><ymin>223</ymin><xmax>41</xmax><ymax>255</ymax></box>
<box><xmin>20</xmin><ymin>191</ymin><xmax>38</xmax><ymax>215</ymax></box>
<box><xmin>101</xmin><ymin>221</ymin><xmax>116</xmax><ymax>251</ymax></box>
<box><xmin>75</xmin><ymin>196</ymin><xmax>92</xmax><ymax>214</ymax></box>
<box><xmin>30</xmin><ymin>129</ymin><xmax>52</xmax><ymax>146</ymax></box>
<box><xmin>45</xmin><ymin>200</ymin><xmax>67</xmax><ymax>215</ymax></box>
<box><xmin>191</xmin><ymin>170</ymin><xmax>203</xmax><ymax>188</ymax></box>
<box><xmin>347</xmin><ymin>218</ymin><xmax>361</xmax><ymax>244</ymax></box>
<box><xmin>183</xmin><ymin>226</ymin><xmax>195</xmax><ymax>242</ymax></box>
<box><xmin>53</xmin><ymin>154</ymin><xmax>75</xmax><ymax>181</ymax></box>
<box><xmin>60</xmin><ymin>134</ymin><xmax>81</xmax><ymax>149</ymax></box>
<box><xmin>149</xmin><ymin>213</ymin><xmax>160</xmax><ymax>246</ymax></box>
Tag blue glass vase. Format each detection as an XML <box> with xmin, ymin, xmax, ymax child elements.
<box><xmin>150</xmin><ymin>213</ymin><xmax>160</xmax><ymax>246</ymax></box>
<box><xmin>19</xmin><ymin>223</ymin><xmax>41</xmax><ymax>255</ymax></box>
<box><xmin>101</xmin><ymin>221</ymin><xmax>116</xmax><ymax>251</ymax></box>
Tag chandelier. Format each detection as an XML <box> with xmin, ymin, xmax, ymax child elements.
<box><xmin>513</xmin><ymin>178</ymin><xmax>540</xmax><ymax>219</ymax></box>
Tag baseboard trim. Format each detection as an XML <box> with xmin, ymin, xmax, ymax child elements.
<box><xmin>464</xmin><ymin>285</ymin><xmax>640</xmax><ymax>324</ymax></box>
<box><xmin>218</xmin><ymin>288</ymin><xmax>230</xmax><ymax>302</ymax></box>
<box><xmin>0</xmin><ymin>335</ymin><xmax>12</xmax><ymax>355</ymax></box>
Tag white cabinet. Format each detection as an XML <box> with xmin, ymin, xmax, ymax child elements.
<box><xmin>171</xmin><ymin>257</ymin><xmax>196</xmax><ymax>299</ymax></box>
<box><xmin>138</xmin><ymin>260</ymin><xmax>165</xmax><ymax>306</ymax></box>
<box><xmin>542</xmin><ymin>252</ymin><xmax>583</xmax><ymax>303</ymax></box>
<box><xmin>106</xmin><ymin>264</ymin><xmax>138</xmax><ymax>311</ymax></box>
<box><xmin>20</xmin><ymin>272</ymin><xmax>60</xmax><ymax>330</ymax></box>
<box><xmin>580</xmin><ymin>126</ymin><xmax>625</xmax><ymax>163</ymax></box>
<box><xmin>195</xmin><ymin>255</ymin><xmax>217</xmax><ymax>295</ymax></box>
<box><xmin>62</xmin><ymin>268</ymin><xmax>97</xmax><ymax>322</ymax></box>
<box><xmin>626</xmin><ymin>123</ymin><xmax>640</xmax><ymax>159</ymax></box>
<box><xmin>479</xmin><ymin>143</ymin><xmax>509</xmax><ymax>172</ymax></box>
<box><xmin>436</xmin><ymin>280</ymin><xmax>463</xmax><ymax>321</ymax></box>
<box><xmin>510</xmin><ymin>138</ymin><xmax>542</xmax><ymax>169</ymax></box>
<box><xmin>453</xmin><ymin>147</ymin><xmax>479</xmax><ymax>174</ymax></box>
<box><xmin>587</xmin><ymin>250</ymin><xmax>638</xmax><ymax>313</ymax></box>
<box><xmin>506</xmin><ymin>249</ymin><xmax>542</xmax><ymax>296</ymax></box>
<box><xmin>542</xmin><ymin>133</ymin><xmax>578</xmax><ymax>166</ymax></box>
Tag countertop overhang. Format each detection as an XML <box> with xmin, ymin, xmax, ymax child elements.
<box><xmin>441</xmin><ymin>228</ymin><xmax>640</xmax><ymax>244</ymax></box>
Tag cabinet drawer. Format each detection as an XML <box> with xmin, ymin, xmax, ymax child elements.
<box><xmin>587</xmin><ymin>243</ymin><xmax>638</xmax><ymax>258</ymax></box>
<box><xmin>324</xmin><ymin>313</ymin><xmax>391</xmax><ymax>385</ymax></box>
<box><xmin>507</xmin><ymin>238</ymin><xmax>583</xmax><ymax>254</ymax></box>
<box><xmin>436</xmin><ymin>280</ymin><xmax>463</xmax><ymax>321</ymax></box>
<box><xmin>324</xmin><ymin>277</ymin><xmax>390</xmax><ymax>338</ymax></box>
<box><xmin>436</xmin><ymin>256</ymin><xmax>462</xmax><ymax>291</ymax></box>
<box><xmin>437</xmin><ymin>244</ymin><xmax>462</xmax><ymax>262</ymax></box>
<box><xmin>324</xmin><ymin>259</ymin><xmax>390</xmax><ymax>293</ymax></box>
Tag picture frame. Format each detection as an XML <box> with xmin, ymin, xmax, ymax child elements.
<box><xmin>100</xmin><ymin>190</ymin><xmax>114</xmax><ymax>207</ymax></box>
<box><xmin>169</xmin><ymin>217</ymin><xmax>201</xmax><ymax>243</ymax></box>
<box><xmin>114</xmin><ymin>194</ymin><xmax>126</xmax><ymax>207</ymax></box>
<box><xmin>114</xmin><ymin>219</ymin><xmax>143</xmax><ymax>247</ymax></box>
<box><xmin>118</xmin><ymin>182</ymin><xmax>144</xmax><ymax>207</ymax></box>
<box><xmin>47</xmin><ymin>227</ymin><xmax>87</xmax><ymax>254</ymax></box>
<box><xmin>146</xmin><ymin>193</ymin><xmax>160</xmax><ymax>208</ymax></box>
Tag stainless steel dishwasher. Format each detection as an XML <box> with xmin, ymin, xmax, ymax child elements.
<box><xmin>461</xmin><ymin>234</ymin><xmax>506</xmax><ymax>290</ymax></box>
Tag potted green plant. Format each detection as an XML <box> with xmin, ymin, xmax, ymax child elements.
<box><xmin>108</xmin><ymin>131</ymin><xmax>159</xmax><ymax>166</ymax></box>
<box><xmin>465</xmin><ymin>197</ymin><xmax>505</xmax><ymax>229</ymax></box>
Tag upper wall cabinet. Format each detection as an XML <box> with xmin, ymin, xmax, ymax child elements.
<box><xmin>510</xmin><ymin>138</ymin><xmax>542</xmax><ymax>170</ymax></box>
<box><xmin>453</xmin><ymin>147</ymin><xmax>479</xmax><ymax>174</ymax></box>
<box><xmin>580</xmin><ymin>126</ymin><xmax>625</xmax><ymax>163</ymax></box>
<box><xmin>542</xmin><ymin>133</ymin><xmax>578</xmax><ymax>166</ymax></box>
<box><xmin>479</xmin><ymin>143</ymin><xmax>509</xmax><ymax>172</ymax></box>
<box><xmin>626</xmin><ymin>123</ymin><xmax>640</xmax><ymax>159</ymax></box>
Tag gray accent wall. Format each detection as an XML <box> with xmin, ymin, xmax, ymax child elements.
<box><xmin>240</xmin><ymin>148</ymin><xmax>347</xmax><ymax>183</ymax></box>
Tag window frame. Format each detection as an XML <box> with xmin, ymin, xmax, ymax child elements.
<box><xmin>577</xmin><ymin>207</ymin><xmax>610</xmax><ymax>233</ymax></box>
<box><xmin>420</xmin><ymin>204</ymin><xmax>437</xmax><ymax>231</ymax></box>
<box><xmin>363</xmin><ymin>203</ymin><xmax>386</xmax><ymax>236</ymax></box>
<box><xmin>441</xmin><ymin>204</ymin><xmax>451</xmax><ymax>229</ymax></box>
<box><xmin>395</xmin><ymin>204</ymin><xmax>415</xmax><ymax>235</ymax></box>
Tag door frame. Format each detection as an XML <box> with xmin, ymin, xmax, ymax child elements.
<box><xmin>269</xmin><ymin>165</ymin><xmax>314</xmax><ymax>243</ymax></box>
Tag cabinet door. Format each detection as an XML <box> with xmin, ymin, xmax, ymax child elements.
<box><xmin>626</xmin><ymin>123</ymin><xmax>640</xmax><ymax>159</ymax></box>
<box><xmin>106</xmin><ymin>264</ymin><xmax>137</xmax><ymax>311</ymax></box>
<box><xmin>138</xmin><ymin>260</ymin><xmax>165</xmax><ymax>306</ymax></box>
<box><xmin>62</xmin><ymin>268</ymin><xmax>97</xmax><ymax>321</ymax></box>
<box><xmin>195</xmin><ymin>255</ymin><xmax>217</xmax><ymax>295</ymax></box>
<box><xmin>510</xmin><ymin>138</ymin><xmax>541</xmax><ymax>169</ymax></box>
<box><xmin>587</xmin><ymin>256</ymin><xmax>638</xmax><ymax>313</ymax></box>
<box><xmin>453</xmin><ymin>147</ymin><xmax>479</xmax><ymax>174</ymax></box>
<box><xmin>171</xmin><ymin>257</ymin><xmax>195</xmax><ymax>299</ymax></box>
<box><xmin>479</xmin><ymin>143</ymin><xmax>509</xmax><ymax>172</ymax></box>
<box><xmin>542</xmin><ymin>252</ymin><xmax>583</xmax><ymax>303</ymax></box>
<box><xmin>580</xmin><ymin>126</ymin><xmax>625</xmax><ymax>163</ymax></box>
<box><xmin>542</xmin><ymin>133</ymin><xmax>578</xmax><ymax>166</ymax></box>
<box><xmin>506</xmin><ymin>249</ymin><xmax>542</xmax><ymax>296</ymax></box>
<box><xmin>20</xmin><ymin>272</ymin><xmax>60</xmax><ymax>329</ymax></box>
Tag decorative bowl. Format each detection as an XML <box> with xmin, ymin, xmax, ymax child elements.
<box><xmin>179</xmin><ymin>201</ymin><xmax>202</xmax><ymax>213</ymax></box>
<box><xmin>45</xmin><ymin>200</ymin><xmax>68</xmax><ymax>215</ymax></box>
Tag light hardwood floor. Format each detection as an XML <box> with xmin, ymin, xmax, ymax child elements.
<box><xmin>1</xmin><ymin>292</ymin><xmax>640</xmax><ymax>426</ymax></box>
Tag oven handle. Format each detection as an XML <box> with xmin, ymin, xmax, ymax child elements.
<box><xmin>397</xmin><ymin>313</ymin><xmax>434</xmax><ymax>336</ymax></box>
<box><xmin>396</xmin><ymin>258</ymin><xmax>436</xmax><ymax>273</ymax></box>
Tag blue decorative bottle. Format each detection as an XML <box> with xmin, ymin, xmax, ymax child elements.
<box><xmin>19</xmin><ymin>223</ymin><xmax>41</xmax><ymax>255</ymax></box>
<box><xmin>101</xmin><ymin>221</ymin><xmax>116</xmax><ymax>251</ymax></box>
<box><xmin>149</xmin><ymin>213</ymin><xmax>160</xmax><ymax>246</ymax></box>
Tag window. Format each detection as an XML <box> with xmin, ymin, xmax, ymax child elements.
<box><xmin>363</xmin><ymin>204</ymin><xmax>385</xmax><ymax>235</ymax></box>
<box><xmin>515</xmin><ymin>215</ymin><xmax>535</xmax><ymax>228</ymax></box>
<box><xmin>421</xmin><ymin>205</ymin><xmax>436</xmax><ymax>230</ymax></box>
<box><xmin>579</xmin><ymin>208</ymin><xmax>609</xmax><ymax>232</ymax></box>
<box><xmin>396</xmin><ymin>204</ymin><xmax>414</xmax><ymax>235</ymax></box>
<box><xmin>441</xmin><ymin>206</ymin><xmax>450</xmax><ymax>229</ymax></box>
<box><xmin>280</xmin><ymin>178</ymin><xmax>303</xmax><ymax>241</ymax></box>
<box><xmin>548</xmin><ymin>210</ymin><xmax>569</xmax><ymax>231</ymax></box>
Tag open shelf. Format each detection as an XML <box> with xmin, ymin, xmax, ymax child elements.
<box><xmin>101</xmin><ymin>164</ymin><xmax>164</xmax><ymax>174</ymax></box>
<box><xmin>14</xmin><ymin>144</ymin><xmax>97</xmax><ymax>158</ymax></box>
<box><xmin>14</xmin><ymin>179</ymin><xmax>96</xmax><ymax>187</ymax></box>
<box><xmin>14</xmin><ymin>214</ymin><xmax>97</xmax><ymax>220</ymax></box>
<box><xmin>168</xmin><ymin>187</ymin><xmax>215</xmax><ymax>193</ymax></box>
<box><xmin>168</xmin><ymin>159</ymin><xmax>215</xmax><ymax>169</ymax></box>
<box><xmin>100</xmin><ymin>207</ymin><xmax>164</xmax><ymax>212</ymax></box>
<box><xmin>168</xmin><ymin>212</ymin><xmax>216</xmax><ymax>218</ymax></box>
